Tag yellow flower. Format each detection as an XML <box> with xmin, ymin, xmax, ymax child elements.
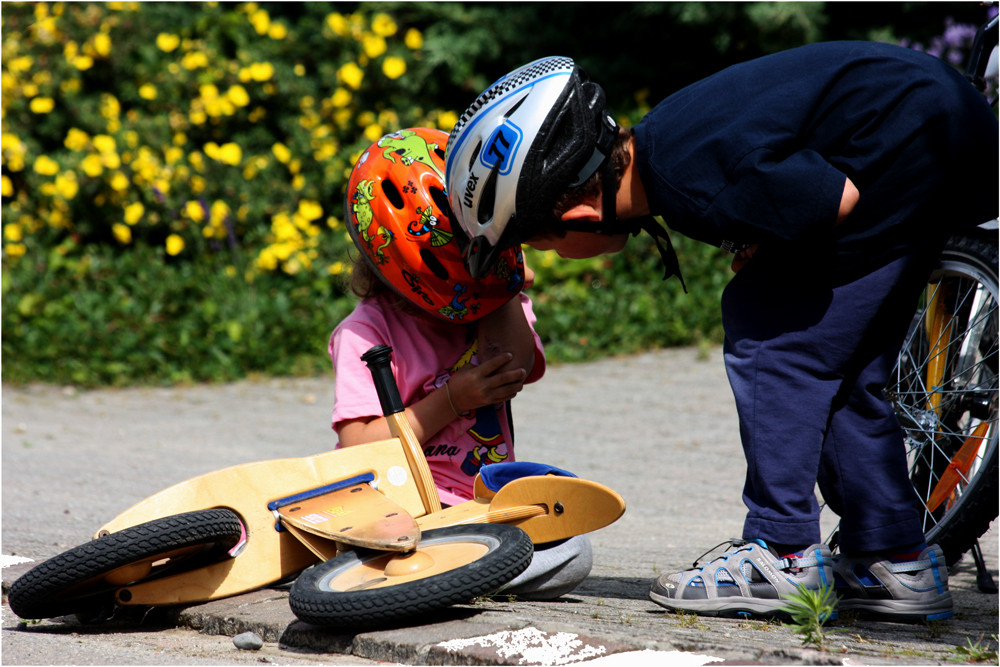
<box><xmin>5</xmin><ymin>243</ymin><xmax>26</xmax><ymax>259</ymax></box>
<box><xmin>437</xmin><ymin>110</ymin><xmax>459</xmax><ymax>131</ymax></box>
<box><xmin>210</xmin><ymin>200</ymin><xmax>230</xmax><ymax>223</ymax></box>
<box><xmin>33</xmin><ymin>155</ymin><xmax>59</xmax><ymax>176</ymax></box>
<box><xmin>297</xmin><ymin>200</ymin><xmax>323</xmax><ymax>221</ymax></box>
<box><xmin>329</xmin><ymin>88</ymin><xmax>351</xmax><ymax>108</ymax></box>
<box><xmin>182</xmin><ymin>51</ymin><xmax>209</xmax><ymax>70</ymax></box>
<box><xmin>250</xmin><ymin>8</ymin><xmax>270</xmax><ymax>35</ymax></box>
<box><xmin>164</xmin><ymin>146</ymin><xmax>183</xmax><ymax>164</ymax></box>
<box><xmin>1</xmin><ymin>176</ymin><xmax>12</xmax><ymax>197</ymax></box>
<box><xmin>110</xmin><ymin>171</ymin><xmax>129</xmax><ymax>191</ymax></box>
<box><xmin>101</xmin><ymin>151</ymin><xmax>121</xmax><ymax>170</ymax></box>
<box><xmin>217</xmin><ymin>143</ymin><xmax>242</xmax><ymax>165</ymax></box>
<box><xmin>64</xmin><ymin>128</ymin><xmax>90</xmax><ymax>151</ymax></box>
<box><xmin>256</xmin><ymin>247</ymin><xmax>278</xmax><ymax>271</ymax></box>
<box><xmin>73</xmin><ymin>55</ymin><xmax>94</xmax><ymax>71</ymax></box>
<box><xmin>93</xmin><ymin>134</ymin><xmax>116</xmax><ymax>154</ymax></box>
<box><xmin>404</xmin><ymin>28</ymin><xmax>423</xmax><ymax>50</ymax></box>
<box><xmin>139</xmin><ymin>83</ymin><xmax>157</xmax><ymax>100</ymax></box>
<box><xmin>272</xmin><ymin>142</ymin><xmax>291</xmax><ymax>163</ymax></box>
<box><xmin>165</xmin><ymin>234</ymin><xmax>185</xmax><ymax>256</ymax></box>
<box><xmin>81</xmin><ymin>154</ymin><xmax>104</xmax><ymax>177</ymax></box>
<box><xmin>363</xmin><ymin>124</ymin><xmax>383</xmax><ymax>142</ymax></box>
<box><xmin>156</xmin><ymin>33</ymin><xmax>180</xmax><ymax>52</ymax></box>
<box><xmin>326</xmin><ymin>12</ymin><xmax>349</xmax><ymax>36</ymax></box>
<box><xmin>4</xmin><ymin>222</ymin><xmax>22</xmax><ymax>241</ymax></box>
<box><xmin>55</xmin><ymin>172</ymin><xmax>78</xmax><ymax>199</ymax></box>
<box><xmin>112</xmin><ymin>223</ymin><xmax>132</xmax><ymax>244</ymax></box>
<box><xmin>185</xmin><ymin>200</ymin><xmax>205</xmax><ymax>221</ymax></box>
<box><xmin>8</xmin><ymin>56</ymin><xmax>33</xmax><ymax>73</ymax></box>
<box><xmin>371</xmin><ymin>13</ymin><xmax>397</xmax><ymax>37</ymax></box>
<box><xmin>382</xmin><ymin>56</ymin><xmax>406</xmax><ymax>80</ymax></box>
<box><xmin>100</xmin><ymin>94</ymin><xmax>120</xmax><ymax>119</ymax></box>
<box><xmin>337</xmin><ymin>62</ymin><xmax>363</xmax><ymax>90</ymax></box>
<box><xmin>124</xmin><ymin>201</ymin><xmax>144</xmax><ymax>225</ymax></box>
<box><xmin>226</xmin><ymin>84</ymin><xmax>249</xmax><ymax>107</ymax></box>
<box><xmin>362</xmin><ymin>34</ymin><xmax>387</xmax><ymax>59</ymax></box>
<box><xmin>268</xmin><ymin>23</ymin><xmax>287</xmax><ymax>40</ymax></box>
<box><xmin>93</xmin><ymin>33</ymin><xmax>112</xmax><ymax>57</ymax></box>
<box><xmin>30</xmin><ymin>97</ymin><xmax>55</xmax><ymax>114</ymax></box>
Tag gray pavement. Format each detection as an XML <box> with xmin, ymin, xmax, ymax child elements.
<box><xmin>2</xmin><ymin>346</ymin><xmax>998</xmax><ymax>665</ymax></box>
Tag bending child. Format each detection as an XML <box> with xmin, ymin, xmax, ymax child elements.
<box><xmin>444</xmin><ymin>44</ymin><xmax>997</xmax><ymax>620</ymax></box>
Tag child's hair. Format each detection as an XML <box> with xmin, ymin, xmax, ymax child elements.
<box><xmin>347</xmin><ymin>252</ymin><xmax>421</xmax><ymax>316</ymax></box>
<box><xmin>551</xmin><ymin>125</ymin><xmax>633</xmax><ymax>225</ymax></box>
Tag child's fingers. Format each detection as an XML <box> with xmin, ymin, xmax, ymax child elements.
<box><xmin>477</xmin><ymin>352</ymin><xmax>514</xmax><ymax>375</ymax></box>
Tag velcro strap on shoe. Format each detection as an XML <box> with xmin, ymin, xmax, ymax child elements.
<box><xmin>885</xmin><ymin>558</ymin><xmax>933</xmax><ymax>573</ymax></box>
<box><xmin>776</xmin><ymin>554</ymin><xmax>825</xmax><ymax>571</ymax></box>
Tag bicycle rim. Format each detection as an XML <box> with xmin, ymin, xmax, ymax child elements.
<box><xmin>892</xmin><ymin>237</ymin><xmax>998</xmax><ymax>562</ymax></box>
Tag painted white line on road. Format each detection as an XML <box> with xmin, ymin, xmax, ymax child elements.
<box><xmin>438</xmin><ymin>627</ymin><xmax>723</xmax><ymax>666</ymax></box>
<box><xmin>1</xmin><ymin>555</ymin><xmax>33</xmax><ymax>569</ymax></box>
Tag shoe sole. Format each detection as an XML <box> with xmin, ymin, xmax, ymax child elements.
<box><xmin>838</xmin><ymin>594</ymin><xmax>953</xmax><ymax>623</ymax></box>
<box><xmin>649</xmin><ymin>589</ymin><xmax>838</xmax><ymax>620</ymax></box>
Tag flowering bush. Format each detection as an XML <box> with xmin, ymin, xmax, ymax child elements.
<box><xmin>1</xmin><ymin>2</ymin><xmax>463</xmax><ymax>278</ymax></box>
<box><xmin>2</xmin><ymin>2</ymin><xmax>992</xmax><ymax>385</ymax></box>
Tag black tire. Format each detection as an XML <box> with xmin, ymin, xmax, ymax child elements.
<box><xmin>289</xmin><ymin>524</ymin><xmax>533</xmax><ymax>628</ymax></box>
<box><xmin>8</xmin><ymin>509</ymin><xmax>244</xmax><ymax>620</ymax></box>
<box><xmin>891</xmin><ymin>234</ymin><xmax>998</xmax><ymax>566</ymax></box>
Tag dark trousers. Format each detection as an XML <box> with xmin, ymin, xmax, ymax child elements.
<box><xmin>721</xmin><ymin>239</ymin><xmax>948</xmax><ymax>555</ymax></box>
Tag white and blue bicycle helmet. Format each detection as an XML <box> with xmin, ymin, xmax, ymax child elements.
<box><xmin>444</xmin><ymin>56</ymin><xmax>620</xmax><ymax>279</ymax></box>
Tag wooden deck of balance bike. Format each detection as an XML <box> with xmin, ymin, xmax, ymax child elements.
<box><xmin>37</xmin><ymin>345</ymin><xmax>625</xmax><ymax>613</ymax></box>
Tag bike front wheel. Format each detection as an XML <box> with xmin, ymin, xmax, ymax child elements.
<box><xmin>288</xmin><ymin>524</ymin><xmax>533</xmax><ymax>628</ymax></box>
<box><xmin>891</xmin><ymin>233</ymin><xmax>998</xmax><ymax>565</ymax></box>
<box><xmin>8</xmin><ymin>508</ymin><xmax>244</xmax><ymax>620</ymax></box>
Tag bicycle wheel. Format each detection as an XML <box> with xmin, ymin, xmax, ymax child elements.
<box><xmin>289</xmin><ymin>524</ymin><xmax>533</xmax><ymax>628</ymax></box>
<box><xmin>891</xmin><ymin>234</ymin><xmax>998</xmax><ymax>566</ymax></box>
<box><xmin>8</xmin><ymin>508</ymin><xmax>244</xmax><ymax>620</ymax></box>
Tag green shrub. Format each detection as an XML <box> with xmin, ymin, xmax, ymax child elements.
<box><xmin>2</xmin><ymin>2</ymin><xmax>989</xmax><ymax>386</ymax></box>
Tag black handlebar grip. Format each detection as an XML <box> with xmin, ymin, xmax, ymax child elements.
<box><xmin>361</xmin><ymin>345</ymin><xmax>405</xmax><ymax>416</ymax></box>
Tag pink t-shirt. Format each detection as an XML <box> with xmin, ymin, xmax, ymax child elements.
<box><xmin>330</xmin><ymin>293</ymin><xmax>545</xmax><ymax>506</ymax></box>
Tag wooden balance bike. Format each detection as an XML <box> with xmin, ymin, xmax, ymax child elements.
<box><xmin>9</xmin><ymin>345</ymin><xmax>626</xmax><ymax>628</ymax></box>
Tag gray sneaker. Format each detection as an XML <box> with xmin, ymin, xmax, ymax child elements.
<box><xmin>833</xmin><ymin>544</ymin><xmax>953</xmax><ymax>622</ymax></box>
<box><xmin>649</xmin><ymin>539</ymin><xmax>835</xmax><ymax>618</ymax></box>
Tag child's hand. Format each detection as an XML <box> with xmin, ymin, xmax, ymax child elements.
<box><xmin>447</xmin><ymin>353</ymin><xmax>527</xmax><ymax>413</ymax></box>
<box><xmin>731</xmin><ymin>244</ymin><xmax>759</xmax><ymax>272</ymax></box>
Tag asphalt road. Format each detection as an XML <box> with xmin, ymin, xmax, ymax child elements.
<box><xmin>2</xmin><ymin>346</ymin><xmax>997</xmax><ymax>665</ymax></box>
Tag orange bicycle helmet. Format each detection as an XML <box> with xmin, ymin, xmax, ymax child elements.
<box><xmin>345</xmin><ymin>127</ymin><xmax>525</xmax><ymax>322</ymax></box>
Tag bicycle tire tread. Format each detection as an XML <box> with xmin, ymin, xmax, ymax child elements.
<box><xmin>289</xmin><ymin>524</ymin><xmax>533</xmax><ymax>627</ymax></box>
<box><xmin>9</xmin><ymin>509</ymin><xmax>243</xmax><ymax>620</ymax></box>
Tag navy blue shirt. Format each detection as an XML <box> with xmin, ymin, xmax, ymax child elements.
<box><xmin>635</xmin><ymin>41</ymin><xmax>997</xmax><ymax>268</ymax></box>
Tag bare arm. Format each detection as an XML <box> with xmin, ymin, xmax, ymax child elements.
<box><xmin>476</xmin><ymin>263</ymin><xmax>538</xmax><ymax>378</ymax></box>
<box><xmin>338</xmin><ymin>353</ymin><xmax>527</xmax><ymax>447</ymax></box>
<box><xmin>836</xmin><ymin>176</ymin><xmax>859</xmax><ymax>225</ymax></box>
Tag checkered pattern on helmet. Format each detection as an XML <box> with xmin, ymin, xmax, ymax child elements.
<box><xmin>449</xmin><ymin>57</ymin><xmax>575</xmax><ymax>144</ymax></box>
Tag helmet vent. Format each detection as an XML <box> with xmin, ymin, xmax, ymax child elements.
<box><xmin>468</xmin><ymin>140</ymin><xmax>482</xmax><ymax>171</ymax></box>
<box><xmin>433</xmin><ymin>146</ymin><xmax>446</xmax><ymax>161</ymax></box>
<box><xmin>477</xmin><ymin>167</ymin><xmax>498</xmax><ymax>225</ymax></box>
<box><xmin>502</xmin><ymin>94</ymin><xmax>527</xmax><ymax>119</ymax></box>
<box><xmin>420</xmin><ymin>248</ymin><xmax>450</xmax><ymax>281</ymax></box>
<box><xmin>429</xmin><ymin>186</ymin><xmax>453</xmax><ymax>220</ymax></box>
<box><xmin>381</xmin><ymin>178</ymin><xmax>405</xmax><ymax>210</ymax></box>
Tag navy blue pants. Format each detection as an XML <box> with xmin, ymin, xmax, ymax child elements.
<box><xmin>721</xmin><ymin>238</ymin><xmax>949</xmax><ymax>555</ymax></box>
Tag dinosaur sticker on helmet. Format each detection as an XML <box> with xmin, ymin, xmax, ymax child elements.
<box><xmin>351</xmin><ymin>177</ymin><xmax>393</xmax><ymax>264</ymax></box>
<box><xmin>378</xmin><ymin>129</ymin><xmax>444</xmax><ymax>181</ymax></box>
